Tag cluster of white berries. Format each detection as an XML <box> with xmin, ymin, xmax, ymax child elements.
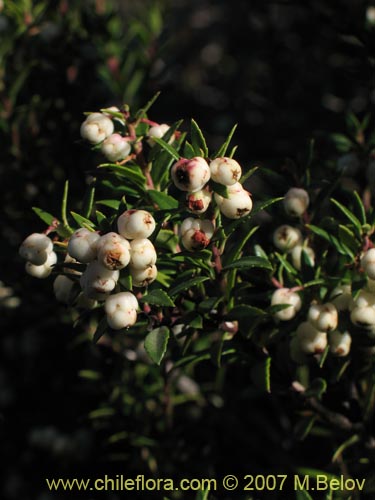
<box><xmin>270</xmin><ymin>245</ymin><xmax>375</xmax><ymax>364</ymax></box>
<box><xmin>273</xmin><ymin>188</ymin><xmax>315</xmax><ymax>270</ymax></box>
<box><xmin>19</xmin><ymin>209</ymin><xmax>157</xmax><ymax>331</ymax></box>
<box><xmin>19</xmin><ymin>233</ymin><xmax>57</xmax><ymax>279</ymax></box>
<box><xmin>171</xmin><ymin>156</ymin><xmax>252</xmax><ymax>219</ymax></box>
<box><xmin>171</xmin><ymin>156</ymin><xmax>252</xmax><ymax>251</ymax></box>
<box><xmin>80</xmin><ymin>109</ymin><xmax>131</xmax><ymax>162</ymax></box>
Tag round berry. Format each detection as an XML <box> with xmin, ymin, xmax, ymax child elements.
<box><xmin>329</xmin><ymin>330</ymin><xmax>352</xmax><ymax>357</ymax></box>
<box><xmin>180</xmin><ymin>217</ymin><xmax>215</xmax><ymax>251</ymax></box>
<box><xmin>361</xmin><ymin>248</ymin><xmax>375</xmax><ymax>280</ymax></box>
<box><xmin>96</xmin><ymin>232</ymin><xmax>131</xmax><ymax>270</ymax></box>
<box><xmin>147</xmin><ymin>123</ymin><xmax>173</xmax><ymax>147</ymax></box>
<box><xmin>186</xmin><ymin>189</ymin><xmax>212</xmax><ymax>214</ymax></box>
<box><xmin>101</xmin><ymin>133</ymin><xmax>131</xmax><ymax>162</ymax></box>
<box><xmin>68</xmin><ymin>228</ymin><xmax>100</xmax><ymax>264</ymax></box>
<box><xmin>214</xmin><ymin>182</ymin><xmax>253</xmax><ymax>219</ymax></box>
<box><xmin>129</xmin><ymin>238</ymin><xmax>157</xmax><ymax>269</ymax></box>
<box><xmin>307</xmin><ymin>302</ymin><xmax>338</xmax><ymax>332</ymax></box>
<box><xmin>296</xmin><ymin>322</ymin><xmax>327</xmax><ymax>354</ymax></box>
<box><xmin>19</xmin><ymin>233</ymin><xmax>53</xmax><ymax>266</ymax></box>
<box><xmin>290</xmin><ymin>244</ymin><xmax>315</xmax><ymax>270</ymax></box>
<box><xmin>53</xmin><ymin>275</ymin><xmax>74</xmax><ymax>304</ymax></box>
<box><xmin>209</xmin><ymin>157</ymin><xmax>242</xmax><ymax>186</ymax></box>
<box><xmin>130</xmin><ymin>264</ymin><xmax>158</xmax><ymax>287</ymax></box>
<box><xmin>80</xmin><ymin>261</ymin><xmax>119</xmax><ymax>298</ymax></box>
<box><xmin>105</xmin><ymin>292</ymin><xmax>138</xmax><ymax>330</ymax></box>
<box><xmin>25</xmin><ymin>251</ymin><xmax>57</xmax><ymax>279</ymax></box>
<box><xmin>273</xmin><ymin>225</ymin><xmax>302</xmax><ymax>252</ymax></box>
<box><xmin>80</xmin><ymin>113</ymin><xmax>114</xmax><ymax>144</ymax></box>
<box><xmin>271</xmin><ymin>288</ymin><xmax>302</xmax><ymax>321</ymax></box>
<box><xmin>283</xmin><ymin>188</ymin><xmax>309</xmax><ymax>217</ymax></box>
<box><xmin>171</xmin><ymin>157</ymin><xmax>210</xmax><ymax>192</ymax></box>
<box><xmin>117</xmin><ymin>209</ymin><xmax>156</xmax><ymax>240</ymax></box>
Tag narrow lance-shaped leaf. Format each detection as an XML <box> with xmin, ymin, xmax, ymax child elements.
<box><xmin>191</xmin><ymin>118</ymin><xmax>209</xmax><ymax>157</ymax></box>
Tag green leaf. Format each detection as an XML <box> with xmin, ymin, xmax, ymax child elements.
<box><xmin>332</xmin><ymin>434</ymin><xmax>360</xmax><ymax>463</ymax></box>
<box><xmin>338</xmin><ymin>225</ymin><xmax>358</xmax><ymax>256</ymax></box>
<box><xmin>140</xmin><ymin>289</ymin><xmax>175</xmax><ymax>307</ymax></box>
<box><xmin>183</xmin><ymin>141</ymin><xmax>196</xmax><ymax>159</ymax></box>
<box><xmin>98</xmin><ymin>163</ymin><xmax>146</xmax><ymax>188</ymax></box>
<box><xmin>210</xmin><ymin>180</ymin><xmax>229</xmax><ymax>198</ymax></box>
<box><xmin>152</xmin><ymin>137</ymin><xmax>180</xmax><ymax>161</ymax></box>
<box><xmin>223</xmin><ymin>255</ymin><xmax>272</xmax><ymax>271</ymax></box>
<box><xmin>346</xmin><ymin>112</ymin><xmax>361</xmax><ymax>136</ymax></box>
<box><xmin>144</xmin><ymin>326</ymin><xmax>170</xmax><ymax>365</ymax></box>
<box><xmin>214</xmin><ymin>124</ymin><xmax>238</xmax><ymax>158</ymax></box>
<box><xmin>331</xmin><ymin>198</ymin><xmax>362</xmax><ymax>237</ymax></box>
<box><xmin>352</xmin><ymin>191</ymin><xmax>366</xmax><ymax>225</ymax></box>
<box><xmin>82</xmin><ymin>182</ymin><xmax>96</xmax><ymax>218</ymax></box>
<box><xmin>70</xmin><ymin>211</ymin><xmax>96</xmax><ymax>230</ymax></box>
<box><xmin>32</xmin><ymin>207</ymin><xmax>57</xmax><ymax>227</ymax></box>
<box><xmin>223</xmin><ymin>226</ymin><xmax>259</xmax><ymax>266</ymax></box>
<box><xmin>307</xmin><ymin>224</ymin><xmax>346</xmax><ymax>255</ymax></box>
<box><xmin>294</xmin><ymin>415</ymin><xmax>317</xmax><ymax>441</ymax></box>
<box><xmin>89</xmin><ymin>407</ymin><xmax>116</xmax><ymax>419</ymax></box>
<box><xmin>239</xmin><ymin>165</ymin><xmax>259</xmax><ymax>184</ymax></box>
<box><xmin>251</xmin><ymin>357</ymin><xmax>271</xmax><ymax>392</ymax></box>
<box><xmin>78</xmin><ymin>370</ymin><xmax>102</xmax><ymax>381</ymax></box>
<box><xmin>96</xmin><ymin>199</ymin><xmax>121</xmax><ymax>210</ymax></box>
<box><xmin>331</xmin><ymin>133</ymin><xmax>353</xmax><ymax>153</ymax></box>
<box><xmin>305</xmin><ymin>378</ymin><xmax>327</xmax><ymax>399</ymax></box>
<box><xmin>93</xmin><ymin>317</ymin><xmax>108</xmax><ymax>344</ymax></box>
<box><xmin>191</xmin><ymin>118</ymin><xmax>208</xmax><ymax>157</ymax></box>
<box><xmin>148</xmin><ymin>190</ymin><xmax>178</xmax><ymax>210</ymax></box>
<box><xmin>169</xmin><ymin>276</ymin><xmax>210</xmax><ymax>296</ymax></box>
<box><xmin>226</xmin><ymin>305</ymin><xmax>268</xmax><ymax>321</ymax></box>
<box><xmin>136</xmin><ymin>91</ymin><xmax>161</xmax><ymax>118</ymax></box>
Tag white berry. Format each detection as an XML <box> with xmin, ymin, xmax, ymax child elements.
<box><xmin>67</xmin><ymin>228</ymin><xmax>100</xmax><ymax>263</ymax></box>
<box><xmin>80</xmin><ymin>261</ymin><xmax>119</xmax><ymax>298</ymax></box>
<box><xmin>80</xmin><ymin>113</ymin><xmax>114</xmax><ymax>144</ymax></box>
<box><xmin>117</xmin><ymin>209</ymin><xmax>156</xmax><ymax>240</ymax></box>
<box><xmin>307</xmin><ymin>303</ymin><xmax>338</xmax><ymax>332</ymax></box>
<box><xmin>273</xmin><ymin>225</ymin><xmax>302</xmax><ymax>252</ymax></box>
<box><xmin>129</xmin><ymin>238</ymin><xmax>157</xmax><ymax>269</ymax></box>
<box><xmin>186</xmin><ymin>189</ymin><xmax>212</xmax><ymax>214</ymax></box>
<box><xmin>361</xmin><ymin>248</ymin><xmax>375</xmax><ymax>280</ymax></box>
<box><xmin>329</xmin><ymin>330</ymin><xmax>352</xmax><ymax>357</ymax></box>
<box><xmin>330</xmin><ymin>284</ymin><xmax>352</xmax><ymax>311</ymax></box>
<box><xmin>350</xmin><ymin>306</ymin><xmax>375</xmax><ymax>329</ymax></box>
<box><xmin>180</xmin><ymin>217</ymin><xmax>215</xmax><ymax>251</ymax></box>
<box><xmin>209</xmin><ymin>157</ymin><xmax>242</xmax><ymax>186</ymax></box>
<box><xmin>296</xmin><ymin>322</ymin><xmax>328</xmax><ymax>354</ymax></box>
<box><xmin>283</xmin><ymin>188</ymin><xmax>309</xmax><ymax>217</ymax></box>
<box><xmin>290</xmin><ymin>244</ymin><xmax>315</xmax><ymax>270</ymax></box>
<box><xmin>147</xmin><ymin>123</ymin><xmax>173</xmax><ymax>147</ymax></box>
<box><xmin>271</xmin><ymin>288</ymin><xmax>302</xmax><ymax>321</ymax></box>
<box><xmin>19</xmin><ymin>233</ymin><xmax>53</xmax><ymax>266</ymax></box>
<box><xmin>131</xmin><ymin>264</ymin><xmax>158</xmax><ymax>287</ymax></box>
<box><xmin>214</xmin><ymin>182</ymin><xmax>253</xmax><ymax>219</ymax></box>
<box><xmin>25</xmin><ymin>251</ymin><xmax>57</xmax><ymax>279</ymax></box>
<box><xmin>105</xmin><ymin>292</ymin><xmax>138</xmax><ymax>330</ymax></box>
<box><xmin>171</xmin><ymin>157</ymin><xmax>210</xmax><ymax>192</ymax></box>
<box><xmin>101</xmin><ymin>133</ymin><xmax>131</xmax><ymax>162</ymax></box>
<box><xmin>96</xmin><ymin>232</ymin><xmax>131</xmax><ymax>270</ymax></box>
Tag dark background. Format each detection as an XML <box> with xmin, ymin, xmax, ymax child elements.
<box><xmin>0</xmin><ymin>0</ymin><xmax>374</xmax><ymax>498</ymax></box>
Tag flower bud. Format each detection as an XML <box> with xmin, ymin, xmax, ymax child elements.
<box><xmin>350</xmin><ymin>306</ymin><xmax>375</xmax><ymax>329</ymax></box>
<box><xmin>117</xmin><ymin>209</ymin><xmax>156</xmax><ymax>240</ymax></box>
<box><xmin>329</xmin><ymin>330</ymin><xmax>352</xmax><ymax>357</ymax></box>
<box><xmin>105</xmin><ymin>292</ymin><xmax>138</xmax><ymax>330</ymax></box>
<box><xmin>25</xmin><ymin>251</ymin><xmax>57</xmax><ymax>279</ymax></box>
<box><xmin>19</xmin><ymin>233</ymin><xmax>53</xmax><ymax>266</ymax></box>
<box><xmin>180</xmin><ymin>217</ymin><xmax>215</xmax><ymax>251</ymax></box>
<box><xmin>290</xmin><ymin>244</ymin><xmax>315</xmax><ymax>270</ymax></box>
<box><xmin>361</xmin><ymin>248</ymin><xmax>375</xmax><ymax>280</ymax></box>
<box><xmin>101</xmin><ymin>133</ymin><xmax>131</xmax><ymax>162</ymax></box>
<box><xmin>214</xmin><ymin>182</ymin><xmax>253</xmax><ymax>219</ymax></box>
<box><xmin>330</xmin><ymin>284</ymin><xmax>352</xmax><ymax>311</ymax></box>
<box><xmin>147</xmin><ymin>123</ymin><xmax>173</xmax><ymax>147</ymax></box>
<box><xmin>296</xmin><ymin>322</ymin><xmax>327</xmax><ymax>354</ymax></box>
<box><xmin>273</xmin><ymin>225</ymin><xmax>302</xmax><ymax>252</ymax></box>
<box><xmin>283</xmin><ymin>188</ymin><xmax>309</xmax><ymax>217</ymax></box>
<box><xmin>171</xmin><ymin>157</ymin><xmax>210</xmax><ymax>192</ymax></box>
<box><xmin>186</xmin><ymin>189</ymin><xmax>212</xmax><ymax>214</ymax></box>
<box><xmin>307</xmin><ymin>302</ymin><xmax>338</xmax><ymax>332</ymax></box>
<box><xmin>271</xmin><ymin>288</ymin><xmax>302</xmax><ymax>321</ymax></box>
<box><xmin>80</xmin><ymin>113</ymin><xmax>114</xmax><ymax>144</ymax></box>
<box><xmin>80</xmin><ymin>261</ymin><xmax>119</xmax><ymax>298</ymax></box>
<box><xmin>129</xmin><ymin>239</ymin><xmax>157</xmax><ymax>269</ymax></box>
<box><xmin>53</xmin><ymin>275</ymin><xmax>74</xmax><ymax>304</ymax></box>
<box><xmin>96</xmin><ymin>232</ymin><xmax>131</xmax><ymax>270</ymax></box>
<box><xmin>67</xmin><ymin>228</ymin><xmax>100</xmax><ymax>264</ymax></box>
<box><xmin>209</xmin><ymin>157</ymin><xmax>242</xmax><ymax>186</ymax></box>
<box><xmin>130</xmin><ymin>264</ymin><xmax>158</xmax><ymax>287</ymax></box>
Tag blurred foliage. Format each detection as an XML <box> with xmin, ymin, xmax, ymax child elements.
<box><xmin>1</xmin><ymin>1</ymin><xmax>375</xmax><ymax>499</ymax></box>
